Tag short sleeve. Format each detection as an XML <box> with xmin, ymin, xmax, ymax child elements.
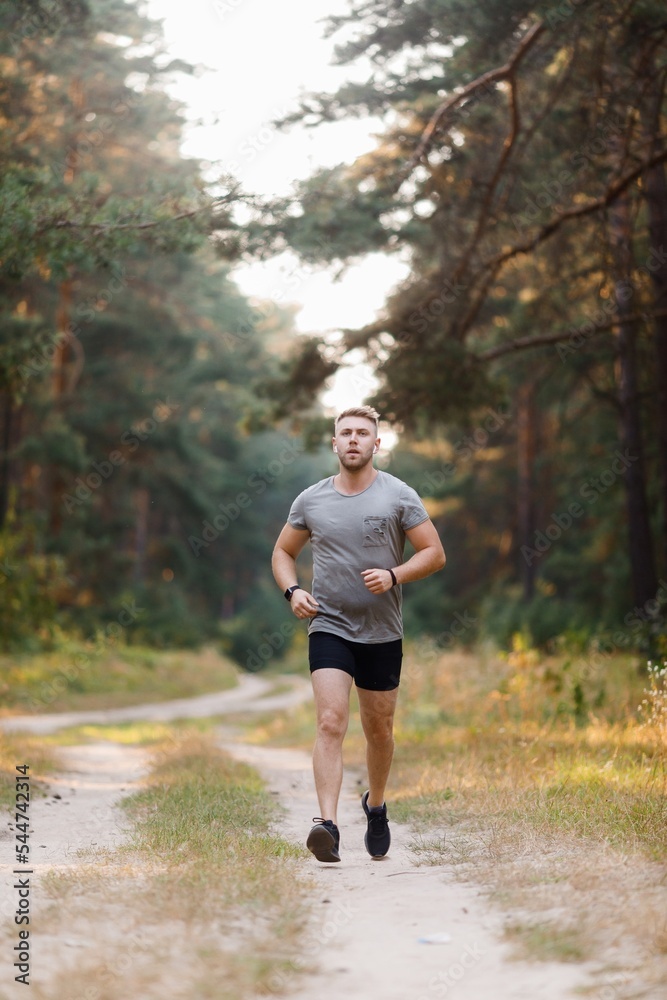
<box><xmin>287</xmin><ymin>490</ymin><xmax>309</xmax><ymax>531</ymax></box>
<box><xmin>399</xmin><ymin>483</ymin><xmax>430</xmax><ymax>531</ymax></box>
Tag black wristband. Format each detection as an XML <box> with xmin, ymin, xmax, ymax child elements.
<box><xmin>388</xmin><ymin>568</ymin><xmax>397</xmax><ymax>588</ymax></box>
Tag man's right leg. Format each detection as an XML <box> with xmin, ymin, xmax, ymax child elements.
<box><xmin>311</xmin><ymin>667</ymin><xmax>353</xmax><ymax>825</ymax></box>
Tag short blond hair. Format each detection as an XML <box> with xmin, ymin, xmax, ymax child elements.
<box><xmin>334</xmin><ymin>405</ymin><xmax>380</xmax><ymax>434</ymax></box>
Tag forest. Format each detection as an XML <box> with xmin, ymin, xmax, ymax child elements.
<box><xmin>1</xmin><ymin>0</ymin><xmax>666</xmax><ymax>663</ymax></box>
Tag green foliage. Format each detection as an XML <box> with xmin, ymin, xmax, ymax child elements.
<box><xmin>219</xmin><ymin>583</ymin><xmax>299</xmax><ymax>672</ymax></box>
<box><xmin>0</xmin><ymin>645</ymin><xmax>239</xmax><ymax>714</ymax></box>
<box><xmin>0</xmin><ymin>519</ymin><xmax>70</xmax><ymax>650</ymax></box>
<box><xmin>478</xmin><ymin>590</ymin><xmax>594</xmax><ymax>650</ymax></box>
<box><xmin>252</xmin><ymin>0</ymin><xmax>667</xmax><ymax>643</ymax></box>
<box><xmin>0</xmin><ymin>0</ymin><xmax>333</xmax><ymax>655</ymax></box>
<box><xmin>0</xmin><ymin>0</ymin><xmax>242</xmax><ymax>283</ymax></box>
<box><xmin>2</xmin><ymin>0</ymin><xmax>664</xmax><ymax>658</ymax></box>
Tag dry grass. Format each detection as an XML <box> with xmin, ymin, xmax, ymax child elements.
<box><xmin>241</xmin><ymin>640</ymin><xmax>667</xmax><ymax>990</ymax></box>
<box><xmin>503</xmin><ymin>919</ymin><xmax>587</xmax><ymax>963</ymax></box>
<box><xmin>248</xmin><ymin>642</ymin><xmax>666</xmax><ymax>859</ymax></box>
<box><xmin>392</xmin><ymin>645</ymin><xmax>667</xmax><ymax>990</ymax></box>
<box><xmin>32</xmin><ymin>730</ymin><xmax>313</xmax><ymax>1000</ymax></box>
<box><xmin>0</xmin><ymin>729</ymin><xmax>60</xmax><ymax>808</ymax></box>
<box><xmin>40</xmin><ymin>717</ymin><xmax>217</xmax><ymax>747</ymax></box>
<box><xmin>389</xmin><ymin>644</ymin><xmax>666</xmax><ymax>862</ymax></box>
<box><xmin>0</xmin><ymin>644</ymin><xmax>239</xmax><ymax>715</ymax></box>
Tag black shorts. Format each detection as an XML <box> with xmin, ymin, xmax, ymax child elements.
<box><xmin>308</xmin><ymin>631</ymin><xmax>403</xmax><ymax>691</ymax></box>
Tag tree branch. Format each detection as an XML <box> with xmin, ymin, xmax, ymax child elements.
<box><xmin>395</xmin><ymin>20</ymin><xmax>546</xmax><ymax>191</ymax></box>
<box><xmin>41</xmin><ymin>194</ymin><xmax>238</xmax><ymax>236</ymax></box>
<box><xmin>341</xmin><ymin>150</ymin><xmax>667</xmax><ymax>357</ymax></box>
<box><xmin>450</xmin><ymin>70</ymin><xmax>523</xmax><ymax>286</ymax></box>
<box><xmin>477</xmin><ymin>307</ymin><xmax>667</xmax><ymax>361</ymax></box>
<box><xmin>52</xmin><ymin>207</ymin><xmax>202</xmax><ymax>232</ymax></box>
<box><xmin>493</xmin><ymin>146</ymin><xmax>667</xmax><ymax>268</ymax></box>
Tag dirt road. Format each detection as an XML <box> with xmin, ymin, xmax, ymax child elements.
<box><xmin>0</xmin><ymin>676</ymin><xmax>634</xmax><ymax>999</ymax></box>
<box><xmin>222</xmin><ymin>739</ymin><xmax>593</xmax><ymax>1000</ymax></box>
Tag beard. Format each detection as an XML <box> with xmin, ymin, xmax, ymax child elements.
<box><xmin>338</xmin><ymin>449</ymin><xmax>374</xmax><ymax>471</ymax></box>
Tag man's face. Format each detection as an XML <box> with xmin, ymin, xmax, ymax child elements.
<box><xmin>333</xmin><ymin>417</ymin><xmax>380</xmax><ymax>470</ymax></box>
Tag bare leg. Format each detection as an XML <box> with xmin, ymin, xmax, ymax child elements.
<box><xmin>357</xmin><ymin>687</ymin><xmax>399</xmax><ymax>808</ymax></box>
<box><xmin>311</xmin><ymin>668</ymin><xmax>353</xmax><ymax>825</ymax></box>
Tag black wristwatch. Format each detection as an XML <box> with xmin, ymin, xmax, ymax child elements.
<box><xmin>284</xmin><ymin>585</ymin><xmax>302</xmax><ymax>601</ymax></box>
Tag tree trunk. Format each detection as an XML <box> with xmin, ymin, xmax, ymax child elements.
<box><xmin>643</xmin><ymin>152</ymin><xmax>667</xmax><ymax>580</ymax></box>
<box><xmin>608</xmin><ymin>192</ymin><xmax>658</xmax><ymax>606</ymax></box>
<box><xmin>517</xmin><ymin>380</ymin><xmax>537</xmax><ymax>601</ymax></box>
<box><xmin>133</xmin><ymin>486</ymin><xmax>149</xmax><ymax>587</ymax></box>
<box><xmin>48</xmin><ymin>275</ymin><xmax>73</xmax><ymax>537</ymax></box>
<box><xmin>0</xmin><ymin>391</ymin><xmax>12</xmax><ymax>530</ymax></box>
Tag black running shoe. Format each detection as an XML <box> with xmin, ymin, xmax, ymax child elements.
<box><xmin>306</xmin><ymin>817</ymin><xmax>340</xmax><ymax>863</ymax></box>
<box><xmin>361</xmin><ymin>790</ymin><xmax>391</xmax><ymax>858</ymax></box>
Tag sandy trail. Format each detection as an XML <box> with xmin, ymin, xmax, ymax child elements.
<box><xmin>0</xmin><ymin>675</ymin><xmax>608</xmax><ymax>999</ymax></box>
<box><xmin>220</xmin><ymin>739</ymin><xmax>592</xmax><ymax>1000</ymax></box>
<box><xmin>0</xmin><ymin>675</ymin><xmax>312</xmax><ymax>999</ymax></box>
<box><xmin>0</xmin><ymin>672</ymin><xmax>309</xmax><ymax>735</ymax></box>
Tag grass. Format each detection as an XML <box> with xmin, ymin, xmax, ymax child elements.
<box><xmin>0</xmin><ymin>729</ymin><xmax>60</xmax><ymax>808</ymax></box>
<box><xmin>244</xmin><ymin>640</ymin><xmax>667</xmax><ymax>862</ymax></box>
<box><xmin>0</xmin><ymin>644</ymin><xmax>239</xmax><ymax>715</ymax></box>
<box><xmin>388</xmin><ymin>722</ymin><xmax>667</xmax><ymax>861</ymax></box>
<box><xmin>121</xmin><ymin>730</ymin><xmax>308</xmax><ymax>913</ymax></box>
<box><xmin>392</xmin><ymin>646</ymin><xmax>667</xmax><ymax>988</ymax></box>
<box><xmin>240</xmin><ymin>638</ymin><xmax>667</xmax><ymax>989</ymax></box>
<box><xmin>504</xmin><ymin>920</ymin><xmax>586</xmax><ymax>963</ymax></box>
<box><xmin>39</xmin><ymin>728</ymin><xmax>312</xmax><ymax>1000</ymax></box>
<box><xmin>39</xmin><ymin>717</ymin><xmax>217</xmax><ymax>747</ymax></box>
<box><xmin>3</xmin><ymin>636</ymin><xmax>665</xmax><ymax>991</ymax></box>
<box><xmin>390</xmin><ymin>642</ymin><xmax>667</xmax><ymax>864</ymax></box>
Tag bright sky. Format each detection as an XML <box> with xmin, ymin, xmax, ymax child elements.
<box><xmin>142</xmin><ymin>0</ymin><xmax>409</xmax><ymax>418</ymax></box>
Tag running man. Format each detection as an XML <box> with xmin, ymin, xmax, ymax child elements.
<box><xmin>271</xmin><ymin>405</ymin><xmax>446</xmax><ymax>862</ymax></box>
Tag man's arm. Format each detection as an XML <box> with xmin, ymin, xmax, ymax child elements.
<box><xmin>272</xmin><ymin>523</ymin><xmax>320</xmax><ymax>618</ymax></box>
<box><xmin>361</xmin><ymin>518</ymin><xmax>446</xmax><ymax>595</ymax></box>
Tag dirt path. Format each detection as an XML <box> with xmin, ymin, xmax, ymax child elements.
<box><xmin>0</xmin><ymin>676</ymin><xmax>626</xmax><ymax>999</ymax></box>
<box><xmin>0</xmin><ymin>671</ymin><xmax>310</xmax><ymax>735</ymax></box>
<box><xmin>221</xmin><ymin>739</ymin><xmax>593</xmax><ymax>1000</ymax></box>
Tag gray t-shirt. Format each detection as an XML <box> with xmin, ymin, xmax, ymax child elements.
<box><xmin>287</xmin><ymin>470</ymin><xmax>429</xmax><ymax>643</ymax></box>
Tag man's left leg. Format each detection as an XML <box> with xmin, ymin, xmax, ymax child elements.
<box><xmin>357</xmin><ymin>686</ymin><xmax>398</xmax><ymax>857</ymax></box>
<box><xmin>357</xmin><ymin>687</ymin><xmax>399</xmax><ymax>808</ymax></box>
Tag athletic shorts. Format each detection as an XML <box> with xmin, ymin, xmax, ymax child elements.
<box><xmin>308</xmin><ymin>631</ymin><xmax>403</xmax><ymax>691</ymax></box>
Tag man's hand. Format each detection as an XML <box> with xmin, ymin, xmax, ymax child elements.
<box><xmin>291</xmin><ymin>589</ymin><xmax>320</xmax><ymax>619</ymax></box>
<box><xmin>361</xmin><ymin>568</ymin><xmax>395</xmax><ymax>594</ymax></box>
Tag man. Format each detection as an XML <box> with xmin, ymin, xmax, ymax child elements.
<box><xmin>271</xmin><ymin>405</ymin><xmax>446</xmax><ymax>863</ymax></box>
